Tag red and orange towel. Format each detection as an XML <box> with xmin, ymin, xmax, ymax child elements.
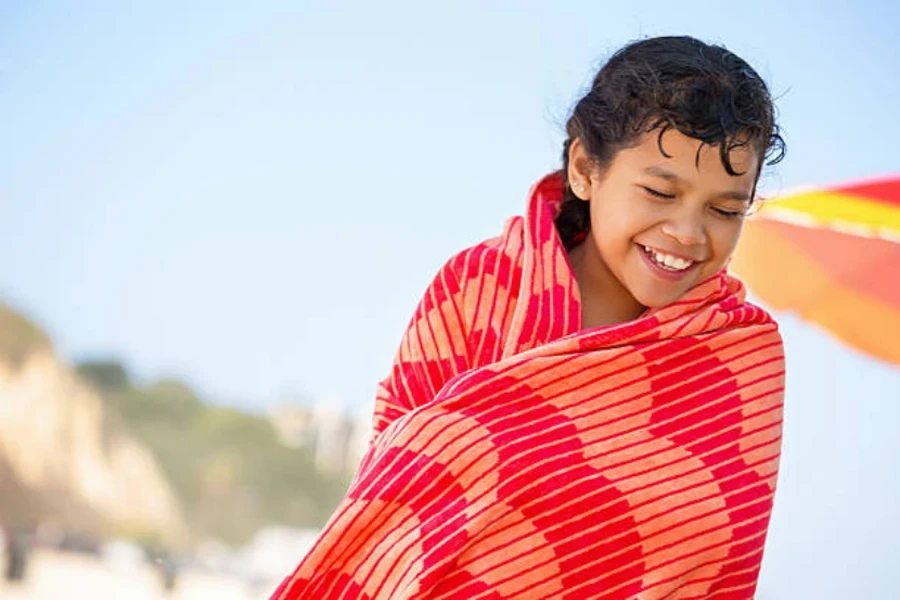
<box><xmin>273</xmin><ymin>173</ymin><xmax>785</xmax><ymax>599</ymax></box>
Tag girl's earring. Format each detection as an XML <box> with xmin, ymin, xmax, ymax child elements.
<box><xmin>571</xmin><ymin>180</ymin><xmax>585</xmax><ymax>196</ymax></box>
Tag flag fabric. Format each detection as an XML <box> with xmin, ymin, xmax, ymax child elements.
<box><xmin>730</xmin><ymin>176</ymin><xmax>900</xmax><ymax>365</ymax></box>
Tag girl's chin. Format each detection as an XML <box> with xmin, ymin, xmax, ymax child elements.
<box><xmin>630</xmin><ymin>282</ymin><xmax>692</xmax><ymax>309</ymax></box>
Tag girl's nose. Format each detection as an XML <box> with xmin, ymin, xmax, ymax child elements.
<box><xmin>661</xmin><ymin>215</ymin><xmax>707</xmax><ymax>247</ymax></box>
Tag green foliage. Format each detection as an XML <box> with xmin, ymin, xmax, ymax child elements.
<box><xmin>80</xmin><ymin>366</ymin><xmax>350</xmax><ymax>546</ymax></box>
<box><xmin>0</xmin><ymin>302</ymin><xmax>351</xmax><ymax>547</ymax></box>
<box><xmin>77</xmin><ymin>360</ymin><xmax>131</xmax><ymax>392</ymax></box>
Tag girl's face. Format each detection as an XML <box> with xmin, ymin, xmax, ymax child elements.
<box><xmin>568</xmin><ymin>128</ymin><xmax>759</xmax><ymax>310</ymax></box>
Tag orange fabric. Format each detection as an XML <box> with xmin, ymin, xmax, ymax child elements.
<box><xmin>735</xmin><ymin>219</ymin><xmax>900</xmax><ymax>310</ymax></box>
<box><xmin>273</xmin><ymin>173</ymin><xmax>786</xmax><ymax>599</ymax></box>
<box><xmin>731</xmin><ymin>217</ymin><xmax>900</xmax><ymax>364</ymax></box>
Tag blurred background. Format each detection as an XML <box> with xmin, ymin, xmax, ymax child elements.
<box><xmin>1</xmin><ymin>1</ymin><xmax>898</xmax><ymax>598</ymax></box>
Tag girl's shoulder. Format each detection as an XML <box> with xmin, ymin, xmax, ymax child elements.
<box><xmin>435</xmin><ymin>221</ymin><xmax>527</xmax><ymax>366</ymax></box>
<box><xmin>444</xmin><ymin>215</ymin><xmax>527</xmax><ymax>289</ymax></box>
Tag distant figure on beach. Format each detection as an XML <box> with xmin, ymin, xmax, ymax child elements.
<box><xmin>3</xmin><ymin>527</ymin><xmax>31</xmax><ymax>583</ymax></box>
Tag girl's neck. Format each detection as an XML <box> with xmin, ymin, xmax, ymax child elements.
<box><xmin>568</xmin><ymin>233</ymin><xmax>646</xmax><ymax>330</ymax></box>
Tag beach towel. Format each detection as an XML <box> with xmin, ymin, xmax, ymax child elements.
<box><xmin>272</xmin><ymin>172</ymin><xmax>785</xmax><ymax>599</ymax></box>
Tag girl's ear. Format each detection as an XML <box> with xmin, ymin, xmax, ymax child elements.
<box><xmin>567</xmin><ymin>137</ymin><xmax>592</xmax><ymax>201</ymax></box>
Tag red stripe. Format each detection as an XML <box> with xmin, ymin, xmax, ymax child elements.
<box><xmin>833</xmin><ymin>176</ymin><xmax>900</xmax><ymax>207</ymax></box>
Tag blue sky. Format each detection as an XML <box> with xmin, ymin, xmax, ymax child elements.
<box><xmin>1</xmin><ymin>2</ymin><xmax>898</xmax><ymax>596</ymax></box>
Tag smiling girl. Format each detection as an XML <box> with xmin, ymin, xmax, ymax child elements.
<box><xmin>565</xmin><ymin>128</ymin><xmax>761</xmax><ymax>328</ymax></box>
<box><xmin>274</xmin><ymin>35</ymin><xmax>787</xmax><ymax>600</ymax></box>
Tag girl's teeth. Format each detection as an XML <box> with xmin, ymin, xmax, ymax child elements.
<box><xmin>644</xmin><ymin>246</ymin><xmax>692</xmax><ymax>271</ymax></box>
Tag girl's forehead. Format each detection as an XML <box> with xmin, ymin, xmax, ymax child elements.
<box><xmin>622</xmin><ymin>129</ymin><xmax>759</xmax><ymax>180</ymax></box>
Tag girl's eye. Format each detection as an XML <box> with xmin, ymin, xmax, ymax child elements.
<box><xmin>642</xmin><ymin>186</ymin><xmax>675</xmax><ymax>199</ymax></box>
<box><xmin>713</xmin><ymin>207</ymin><xmax>746</xmax><ymax>219</ymax></box>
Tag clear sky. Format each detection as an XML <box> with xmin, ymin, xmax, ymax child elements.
<box><xmin>1</xmin><ymin>1</ymin><xmax>898</xmax><ymax>596</ymax></box>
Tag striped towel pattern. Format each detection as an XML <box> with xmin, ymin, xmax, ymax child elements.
<box><xmin>272</xmin><ymin>172</ymin><xmax>785</xmax><ymax>599</ymax></box>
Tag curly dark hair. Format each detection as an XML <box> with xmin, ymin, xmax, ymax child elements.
<box><xmin>556</xmin><ymin>36</ymin><xmax>786</xmax><ymax>247</ymax></box>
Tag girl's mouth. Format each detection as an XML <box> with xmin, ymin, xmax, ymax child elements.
<box><xmin>638</xmin><ymin>244</ymin><xmax>699</xmax><ymax>280</ymax></box>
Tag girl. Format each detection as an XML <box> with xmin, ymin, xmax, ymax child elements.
<box><xmin>274</xmin><ymin>35</ymin><xmax>786</xmax><ymax>599</ymax></box>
